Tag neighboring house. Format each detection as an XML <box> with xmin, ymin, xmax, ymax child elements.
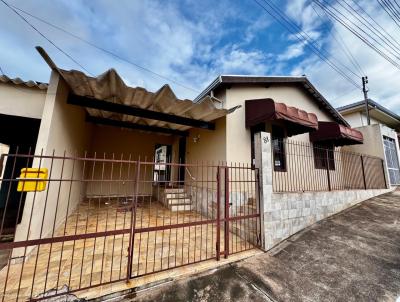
<box><xmin>0</xmin><ymin>48</ymin><xmax>392</xmax><ymax>302</ymax></box>
<box><xmin>0</xmin><ymin>75</ymin><xmax>47</xmax><ymax>152</ymax></box>
<box><xmin>338</xmin><ymin>99</ymin><xmax>400</xmax><ymax>186</ymax></box>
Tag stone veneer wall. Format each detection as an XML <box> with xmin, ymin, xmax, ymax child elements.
<box><xmin>264</xmin><ymin>188</ymin><xmax>392</xmax><ymax>249</ymax></box>
<box><xmin>188</xmin><ymin>185</ymin><xmax>217</xmax><ymax>219</ymax></box>
<box><xmin>188</xmin><ymin>184</ymin><xmax>259</xmax><ymax>245</ymax></box>
<box><xmin>188</xmin><ymin>185</ymin><xmax>257</xmax><ymax>219</ymax></box>
<box><xmin>254</xmin><ymin>131</ymin><xmax>392</xmax><ymax>251</ymax></box>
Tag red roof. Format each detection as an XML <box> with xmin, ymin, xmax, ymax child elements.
<box><xmin>310</xmin><ymin>121</ymin><xmax>363</xmax><ymax>146</ymax></box>
<box><xmin>245</xmin><ymin>98</ymin><xmax>318</xmax><ymax>136</ymax></box>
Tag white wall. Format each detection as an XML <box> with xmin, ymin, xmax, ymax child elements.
<box><xmin>13</xmin><ymin>72</ymin><xmax>92</xmax><ymax>257</ymax></box>
<box><xmin>342</xmin><ymin>111</ymin><xmax>380</xmax><ymax>128</ymax></box>
<box><xmin>0</xmin><ymin>83</ymin><xmax>46</xmax><ymax>119</ymax></box>
<box><xmin>381</xmin><ymin>125</ymin><xmax>400</xmax><ymax>185</ymax></box>
<box><xmin>0</xmin><ymin>144</ymin><xmax>9</xmax><ymax>180</ymax></box>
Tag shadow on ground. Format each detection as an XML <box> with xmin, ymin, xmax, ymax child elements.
<box><xmin>125</xmin><ymin>190</ymin><xmax>400</xmax><ymax>302</ymax></box>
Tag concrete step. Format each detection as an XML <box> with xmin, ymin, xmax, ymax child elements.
<box><xmin>164</xmin><ymin>192</ymin><xmax>188</xmax><ymax>199</ymax></box>
<box><xmin>163</xmin><ymin>188</ymin><xmax>185</xmax><ymax>194</ymax></box>
<box><xmin>167</xmin><ymin>198</ymin><xmax>191</xmax><ymax>205</ymax></box>
<box><xmin>169</xmin><ymin>204</ymin><xmax>192</xmax><ymax>211</ymax></box>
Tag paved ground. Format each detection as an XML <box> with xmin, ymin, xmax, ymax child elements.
<box><xmin>126</xmin><ymin>190</ymin><xmax>400</xmax><ymax>302</ymax></box>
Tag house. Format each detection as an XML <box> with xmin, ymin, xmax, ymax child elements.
<box><xmin>194</xmin><ymin>75</ymin><xmax>362</xmax><ymax>165</ymax></box>
<box><xmin>0</xmin><ymin>48</ymin><xmax>391</xmax><ymax>301</ymax></box>
<box><xmin>0</xmin><ymin>75</ymin><xmax>47</xmax><ymax>238</ymax></box>
<box><xmin>337</xmin><ymin>99</ymin><xmax>400</xmax><ymax>186</ymax></box>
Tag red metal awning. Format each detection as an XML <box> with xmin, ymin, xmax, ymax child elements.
<box><xmin>309</xmin><ymin>121</ymin><xmax>363</xmax><ymax>146</ymax></box>
<box><xmin>245</xmin><ymin>98</ymin><xmax>319</xmax><ymax>136</ymax></box>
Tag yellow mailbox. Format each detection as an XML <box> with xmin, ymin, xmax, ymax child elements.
<box><xmin>17</xmin><ymin>168</ymin><xmax>48</xmax><ymax>192</ymax></box>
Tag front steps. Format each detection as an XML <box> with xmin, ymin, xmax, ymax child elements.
<box><xmin>160</xmin><ymin>187</ymin><xmax>192</xmax><ymax>212</ymax></box>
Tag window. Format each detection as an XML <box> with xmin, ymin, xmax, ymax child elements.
<box><xmin>272</xmin><ymin>125</ymin><xmax>286</xmax><ymax>172</ymax></box>
<box><xmin>313</xmin><ymin>143</ymin><xmax>335</xmax><ymax>170</ymax></box>
<box><xmin>383</xmin><ymin>136</ymin><xmax>400</xmax><ymax>185</ymax></box>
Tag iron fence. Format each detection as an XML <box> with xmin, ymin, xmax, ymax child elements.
<box><xmin>272</xmin><ymin>139</ymin><xmax>388</xmax><ymax>192</ymax></box>
<box><xmin>0</xmin><ymin>150</ymin><xmax>260</xmax><ymax>301</ymax></box>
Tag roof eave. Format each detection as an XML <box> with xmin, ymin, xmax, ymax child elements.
<box><xmin>196</xmin><ymin>75</ymin><xmax>348</xmax><ymax>127</ymax></box>
<box><xmin>300</xmin><ymin>78</ymin><xmax>350</xmax><ymax>127</ymax></box>
<box><xmin>337</xmin><ymin>99</ymin><xmax>400</xmax><ymax>124</ymax></box>
<box><xmin>194</xmin><ymin>75</ymin><xmax>222</xmax><ymax>103</ymax></box>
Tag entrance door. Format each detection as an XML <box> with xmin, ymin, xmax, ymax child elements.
<box><xmin>153</xmin><ymin>144</ymin><xmax>172</xmax><ymax>183</ymax></box>
<box><xmin>383</xmin><ymin>136</ymin><xmax>400</xmax><ymax>185</ymax></box>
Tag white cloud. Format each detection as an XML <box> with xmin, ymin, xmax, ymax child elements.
<box><xmin>242</xmin><ymin>16</ymin><xmax>271</xmax><ymax>44</ymax></box>
<box><xmin>0</xmin><ymin>0</ymin><xmax>274</xmax><ymax>100</ymax></box>
<box><xmin>213</xmin><ymin>45</ymin><xmax>270</xmax><ymax>75</ymax></box>
<box><xmin>1</xmin><ymin>0</ymin><xmax>399</xmax><ymax>115</ymax></box>
<box><xmin>278</xmin><ymin>42</ymin><xmax>306</xmax><ymax>61</ymax></box>
<box><xmin>282</xmin><ymin>0</ymin><xmax>400</xmax><ymax>114</ymax></box>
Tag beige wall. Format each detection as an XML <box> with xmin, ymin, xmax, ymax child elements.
<box><xmin>186</xmin><ymin>117</ymin><xmax>226</xmax><ymax>181</ymax></box>
<box><xmin>342</xmin><ymin>124</ymin><xmax>391</xmax><ymax>187</ymax></box>
<box><xmin>87</xmin><ymin>125</ymin><xmax>176</xmax><ymax>196</ymax></box>
<box><xmin>343</xmin><ymin>124</ymin><xmax>385</xmax><ymax>158</ymax></box>
<box><xmin>14</xmin><ymin>72</ymin><xmax>93</xmax><ymax>255</ymax></box>
<box><xmin>342</xmin><ymin>110</ymin><xmax>400</xmax><ymax>186</ymax></box>
<box><xmin>0</xmin><ymin>83</ymin><xmax>46</xmax><ymax>119</ymax></box>
<box><xmin>223</xmin><ymin>84</ymin><xmax>336</xmax><ymax>164</ymax></box>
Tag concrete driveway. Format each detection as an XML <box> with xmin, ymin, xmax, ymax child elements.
<box><xmin>126</xmin><ymin>189</ymin><xmax>400</xmax><ymax>302</ymax></box>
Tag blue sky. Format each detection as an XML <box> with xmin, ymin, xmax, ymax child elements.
<box><xmin>1</xmin><ymin>0</ymin><xmax>399</xmax><ymax>114</ymax></box>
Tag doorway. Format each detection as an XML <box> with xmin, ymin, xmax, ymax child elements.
<box><xmin>153</xmin><ymin>144</ymin><xmax>172</xmax><ymax>183</ymax></box>
<box><xmin>0</xmin><ymin>114</ymin><xmax>40</xmax><ymax>234</ymax></box>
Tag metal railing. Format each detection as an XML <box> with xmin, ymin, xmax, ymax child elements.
<box><xmin>0</xmin><ymin>150</ymin><xmax>260</xmax><ymax>301</ymax></box>
<box><xmin>272</xmin><ymin>139</ymin><xmax>388</xmax><ymax>192</ymax></box>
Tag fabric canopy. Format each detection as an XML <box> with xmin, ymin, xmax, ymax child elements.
<box><xmin>245</xmin><ymin>98</ymin><xmax>319</xmax><ymax>136</ymax></box>
<box><xmin>309</xmin><ymin>121</ymin><xmax>363</xmax><ymax>146</ymax></box>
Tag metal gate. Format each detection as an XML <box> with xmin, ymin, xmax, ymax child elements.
<box><xmin>0</xmin><ymin>152</ymin><xmax>261</xmax><ymax>301</ymax></box>
<box><xmin>383</xmin><ymin>136</ymin><xmax>400</xmax><ymax>185</ymax></box>
<box><xmin>128</xmin><ymin>161</ymin><xmax>261</xmax><ymax>278</ymax></box>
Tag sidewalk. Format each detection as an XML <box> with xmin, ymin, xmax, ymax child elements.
<box><xmin>123</xmin><ymin>189</ymin><xmax>400</xmax><ymax>302</ymax></box>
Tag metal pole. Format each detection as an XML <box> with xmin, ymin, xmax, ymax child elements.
<box><xmin>216</xmin><ymin>167</ymin><xmax>221</xmax><ymax>261</ymax></box>
<box><xmin>362</xmin><ymin>76</ymin><xmax>370</xmax><ymax>126</ymax></box>
<box><xmin>127</xmin><ymin>160</ymin><xmax>140</xmax><ymax>281</ymax></box>
<box><xmin>381</xmin><ymin>159</ymin><xmax>388</xmax><ymax>189</ymax></box>
<box><xmin>224</xmin><ymin>166</ymin><xmax>229</xmax><ymax>259</ymax></box>
<box><xmin>360</xmin><ymin>155</ymin><xmax>367</xmax><ymax>190</ymax></box>
<box><xmin>326</xmin><ymin>148</ymin><xmax>331</xmax><ymax>191</ymax></box>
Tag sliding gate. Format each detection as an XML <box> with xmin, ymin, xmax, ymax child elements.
<box><xmin>0</xmin><ymin>152</ymin><xmax>261</xmax><ymax>301</ymax></box>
